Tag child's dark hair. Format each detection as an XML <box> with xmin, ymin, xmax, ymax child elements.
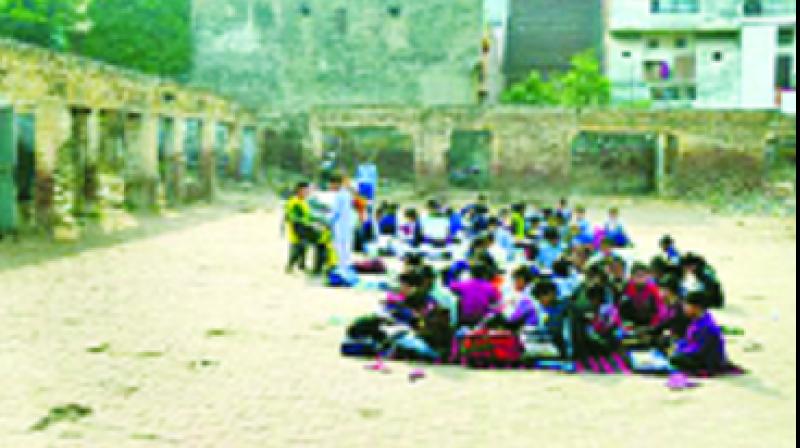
<box><xmin>658</xmin><ymin>275</ymin><xmax>682</xmax><ymax>296</ymax></box>
<box><xmin>552</xmin><ymin>259</ymin><xmax>571</xmax><ymax>277</ymax></box>
<box><xmin>470</xmin><ymin>264</ymin><xmax>493</xmax><ymax>280</ymax></box>
<box><xmin>660</xmin><ymin>235</ymin><xmax>675</xmax><ymax>248</ymax></box>
<box><xmin>543</xmin><ymin>227</ymin><xmax>560</xmax><ymax>242</ymax></box>
<box><xmin>586</xmin><ymin>285</ymin><xmax>606</xmax><ymax>303</ymax></box>
<box><xmin>680</xmin><ymin>252</ymin><xmax>706</xmax><ymax>269</ymax></box>
<box><xmin>295</xmin><ymin>181</ymin><xmax>310</xmax><ymax>192</ymax></box>
<box><xmin>403</xmin><ymin>252</ymin><xmax>424</xmax><ymax>267</ymax></box>
<box><xmin>512</xmin><ymin>266</ymin><xmax>533</xmax><ymax>284</ymax></box>
<box><xmin>631</xmin><ymin>262</ymin><xmax>649</xmax><ymax>275</ymax></box>
<box><xmin>535</xmin><ymin>280</ymin><xmax>557</xmax><ymax>298</ymax></box>
<box><xmin>420</xmin><ymin>265</ymin><xmax>438</xmax><ymax>282</ymax></box>
<box><xmin>398</xmin><ymin>272</ymin><xmax>424</xmax><ymax>288</ymax></box>
<box><xmin>685</xmin><ymin>290</ymin><xmax>710</xmax><ymax>308</ymax></box>
<box><xmin>512</xmin><ymin>203</ymin><xmax>525</xmax><ymax>214</ymax></box>
<box><xmin>404</xmin><ymin>208</ymin><xmax>419</xmax><ymax>220</ymax></box>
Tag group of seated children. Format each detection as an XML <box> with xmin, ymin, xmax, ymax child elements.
<box><xmin>344</xmin><ymin>195</ymin><xmax>732</xmax><ymax>375</ymax></box>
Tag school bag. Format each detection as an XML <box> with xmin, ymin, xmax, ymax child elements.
<box><xmin>341</xmin><ymin>338</ymin><xmax>381</xmax><ymax>357</ymax></box>
<box><xmin>353</xmin><ymin>259</ymin><xmax>388</xmax><ymax>275</ymax></box>
<box><xmin>460</xmin><ymin>329</ymin><xmax>523</xmax><ymax>365</ymax></box>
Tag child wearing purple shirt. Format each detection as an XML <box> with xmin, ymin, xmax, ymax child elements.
<box><xmin>670</xmin><ymin>292</ymin><xmax>729</xmax><ymax>374</ymax></box>
<box><xmin>449</xmin><ymin>264</ymin><xmax>501</xmax><ymax>327</ymax></box>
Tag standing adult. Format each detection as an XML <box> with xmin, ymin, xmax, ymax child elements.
<box><xmin>329</xmin><ymin>174</ymin><xmax>356</xmax><ymax>278</ymax></box>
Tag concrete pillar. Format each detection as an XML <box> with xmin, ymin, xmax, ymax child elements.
<box><xmin>741</xmin><ymin>24</ymin><xmax>779</xmax><ymax>109</ymax></box>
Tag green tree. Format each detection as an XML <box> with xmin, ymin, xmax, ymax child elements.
<box><xmin>0</xmin><ymin>0</ymin><xmax>87</xmax><ymax>50</ymax></box>
<box><xmin>80</xmin><ymin>0</ymin><xmax>192</xmax><ymax>77</ymax></box>
<box><xmin>500</xmin><ymin>50</ymin><xmax>611</xmax><ymax>108</ymax></box>
<box><xmin>500</xmin><ymin>70</ymin><xmax>558</xmax><ymax>105</ymax></box>
<box><xmin>557</xmin><ymin>50</ymin><xmax>611</xmax><ymax>108</ymax></box>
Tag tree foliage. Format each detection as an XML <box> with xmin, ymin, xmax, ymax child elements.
<box><xmin>0</xmin><ymin>0</ymin><xmax>192</xmax><ymax>77</ymax></box>
<box><xmin>80</xmin><ymin>0</ymin><xmax>192</xmax><ymax>77</ymax></box>
<box><xmin>501</xmin><ymin>50</ymin><xmax>611</xmax><ymax>108</ymax></box>
<box><xmin>0</xmin><ymin>0</ymin><xmax>87</xmax><ymax>50</ymax></box>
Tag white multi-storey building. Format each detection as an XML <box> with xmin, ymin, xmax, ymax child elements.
<box><xmin>607</xmin><ymin>0</ymin><xmax>796</xmax><ymax>111</ymax></box>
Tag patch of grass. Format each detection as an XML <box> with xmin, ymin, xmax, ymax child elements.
<box><xmin>136</xmin><ymin>350</ymin><xmax>165</xmax><ymax>359</ymax></box>
<box><xmin>188</xmin><ymin>359</ymin><xmax>220</xmax><ymax>370</ymax></box>
<box><xmin>205</xmin><ymin>328</ymin><xmax>234</xmax><ymax>338</ymax></box>
<box><xmin>86</xmin><ymin>342</ymin><xmax>110</xmax><ymax>354</ymax></box>
<box><xmin>131</xmin><ymin>433</ymin><xmax>161</xmax><ymax>441</ymax></box>
<box><xmin>30</xmin><ymin>404</ymin><xmax>93</xmax><ymax>432</ymax></box>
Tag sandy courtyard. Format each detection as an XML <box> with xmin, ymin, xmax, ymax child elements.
<box><xmin>0</xmin><ymin>198</ymin><xmax>796</xmax><ymax>448</ymax></box>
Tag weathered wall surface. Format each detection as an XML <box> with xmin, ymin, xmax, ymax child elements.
<box><xmin>191</xmin><ymin>0</ymin><xmax>483</xmax><ymax>112</ymax></box>
<box><xmin>0</xmin><ymin>38</ymin><xmax>256</xmax><ymax>236</ymax></box>
<box><xmin>504</xmin><ymin>0</ymin><xmax>605</xmax><ymax>83</ymax></box>
<box><xmin>306</xmin><ymin>105</ymin><xmax>795</xmax><ymax>189</ymax></box>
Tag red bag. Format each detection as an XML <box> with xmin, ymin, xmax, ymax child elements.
<box><xmin>460</xmin><ymin>329</ymin><xmax>523</xmax><ymax>365</ymax></box>
<box><xmin>353</xmin><ymin>259</ymin><xmax>387</xmax><ymax>274</ymax></box>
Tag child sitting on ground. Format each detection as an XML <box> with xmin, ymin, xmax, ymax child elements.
<box><xmin>534</xmin><ymin>280</ymin><xmax>571</xmax><ymax>358</ymax></box>
<box><xmin>537</xmin><ymin>227</ymin><xmax>565</xmax><ymax>271</ymax></box>
<box><xmin>620</xmin><ymin>263</ymin><xmax>667</xmax><ymax>330</ymax></box>
<box><xmin>581</xmin><ymin>285</ymin><xmax>623</xmax><ymax>356</ymax></box>
<box><xmin>449</xmin><ymin>264</ymin><xmax>502</xmax><ymax>327</ymax></box>
<box><xmin>377</xmin><ymin>202</ymin><xmax>398</xmax><ymax>236</ymax></box>
<box><xmin>649</xmin><ymin>276</ymin><xmax>691</xmax><ymax>348</ymax></box>
<box><xmin>399</xmin><ymin>208</ymin><xmax>423</xmax><ymax>250</ymax></box>
<box><xmin>572</xmin><ymin>206</ymin><xmax>595</xmax><ymax>247</ymax></box>
<box><xmin>604</xmin><ymin>207</ymin><xmax>631</xmax><ymax>247</ymax></box>
<box><xmin>486</xmin><ymin>266</ymin><xmax>540</xmax><ymax>331</ymax></box>
<box><xmin>670</xmin><ymin>291</ymin><xmax>730</xmax><ymax>374</ymax></box>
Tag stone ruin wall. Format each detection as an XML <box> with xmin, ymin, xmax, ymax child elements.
<box><xmin>0</xmin><ymin>38</ymin><xmax>258</xmax><ymax>234</ymax></box>
<box><xmin>306</xmin><ymin>105</ymin><xmax>796</xmax><ymax>190</ymax></box>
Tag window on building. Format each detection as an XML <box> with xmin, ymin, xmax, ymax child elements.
<box><xmin>675</xmin><ymin>37</ymin><xmax>689</xmax><ymax>49</ymax></box>
<box><xmin>675</xmin><ymin>55</ymin><xmax>696</xmax><ymax>80</ymax></box>
<box><xmin>776</xmin><ymin>55</ymin><xmax>795</xmax><ymax>89</ymax></box>
<box><xmin>388</xmin><ymin>6</ymin><xmax>402</xmax><ymax>17</ymax></box>
<box><xmin>712</xmin><ymin>51</ymin><xmax>724</xmax><ymax>62</ymax></box>
<box><xmin>647</xmin><ymin>38</ymin><xmax>660</xmax><ymax>49</ymax></box>
<box><xmin>685</xmin><ymin>85</ymin><xmax>697</xmax><ymax>100</ymax></box>
<box><xmin>644</xmin><ymin>60</ymin><xmax>671</xmax><ymax>81</ymax></box>
<box><xmin>622</xmin><ymin>51</ymin><xmax>633</xmax><ymax>59</ymax></box>
<box><xmin>334</xmin><ymin>8</ymin><xmax>347</xmax><ymax>35</ymax></box>
<box><xmin>743</xmin><ymin>0</ymin><xmax>763</xmax><ymax>16</ymax></box>
<box><xmin>298</xmin><ymin>4</ymin><xmax>311</xmax><ymax>16</ymax></box>
<box><xmin>651</xmin><ymin>0</ymin><xmax>700</xmax><ymax>14</ymax></box>
<box><xmin>778</xmin><ymin>27</ymin><xmax>796</xmax><ymax>46</ymax></box>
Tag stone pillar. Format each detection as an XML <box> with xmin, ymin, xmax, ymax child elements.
<box><xmin>227</xmin><ymin>123</ymin><xmax>243</xmax><ymax>181</ymax></box>
<box><xmin>655</xmin><ymin>133</ymin><xmax>667</xmax><ymax>196</ymax></box>
<box><xmin>200</xmin><ymin>118</ymin><xmax>217</xmax><ymax>199</ymax></box>
<box><xmin>172</xmin><ymin>116</ymin><xmax>186</xmax><ymax>203</ymax></box>
<box><xmin>34</xmin><ymin>99</ymin><xmax>71</xmax><ymax>229</ymax></box>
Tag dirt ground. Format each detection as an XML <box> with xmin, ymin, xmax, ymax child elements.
<box><xmin>0</xmin><ymin>196</ymin><xmax>796</xmax><ymax>448</ymax></box>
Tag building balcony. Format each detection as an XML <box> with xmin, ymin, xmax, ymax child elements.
<box><xmin>609</xmin><ymin>0</ymin><xmax>794</xmax><ymax>32</ymax></box>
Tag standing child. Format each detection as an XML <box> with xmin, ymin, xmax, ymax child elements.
<box><xmin>284</xmin><ymin>182</ymin><xmax>324</xmax><ymax>274</ymax></box>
